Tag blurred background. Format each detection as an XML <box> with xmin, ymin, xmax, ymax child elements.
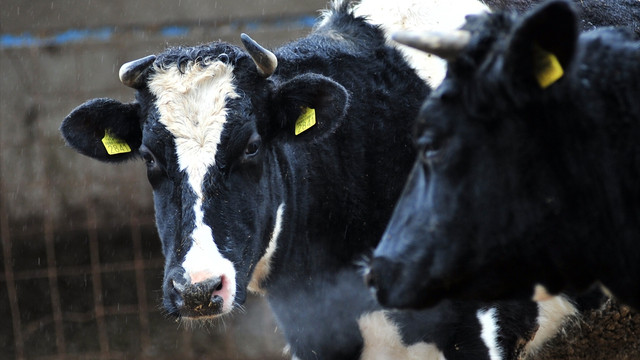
<box><xmin>1</xmin><ymin>1</ymin><xmax>325</xmax><ymax>359</ymax></box>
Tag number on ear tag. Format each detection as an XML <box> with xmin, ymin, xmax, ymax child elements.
<box><xmin>295</xmin><ymin>107</ymin><xmax>316</xmax><ymax>135</ymax></box>
<box><xmin>534</xmin><ymin>44</ymin><xmax>564</xmax><ymax>89</ymax></box>
<box><xmin>102</xmin><ymin>129</ymin><xmax>132</xmax><ymax>155</ymax></box>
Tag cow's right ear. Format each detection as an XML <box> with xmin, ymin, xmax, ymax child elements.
<box><xmin>60</xmin><ymin>98</ymin><xmax>142</xmax><ymax>162</ymax></box>
<box><xmin>502</xmin><ymin>0</ymin><xmax>578</xmax><ymax>90</ymax></box>
<box><xmin>269</xmin><ymin>73</ymin><xmax>350</xmax><ymax>141</ymax></box>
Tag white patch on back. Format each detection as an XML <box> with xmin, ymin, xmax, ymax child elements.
<box><xmin>351</xmin><ymin>0</ymin><xmax>489</xmax><ymax>87</ymax></box>
<box><xmin>248</xmin><ymin>203</ymin><xmax>285</xmax><ymax>294</ymax></box>
<box><xmin>523</xmin><ymin>293</ymin><xmax>577</xmax><ymax>357</ymax></box>
<box><xmin>477</xmin><ymin>307</ymin><xmax>503</xmax><ymax>360</ymax></box>
<box><xmin>149</xmin><ymin>60</ymin><xmax>239</xmax><ymax>314</ymax></box>
<box><xmin>358</xmin><ymin>311</ymin><xmax>446</xmax><ymax>360</ymax></box>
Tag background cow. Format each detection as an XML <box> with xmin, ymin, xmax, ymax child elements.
<box><xmin>367</xmin><ymin>0</ymin><xmax>640</xmax><ymax>311</ymax></box>
<box><xmin>484</xmin><ymin>0</ymin><xmax>640</xmax><ymax>36</ymax></box>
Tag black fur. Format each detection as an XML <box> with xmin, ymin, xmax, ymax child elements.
<box><xmin>484</xmin><ymin>0</ymin><xmax>640</xmax><ymax>36</ymax></box>
<box><xmin>61</xmin><ymin>2</ymin><xmax>541</xmax><ymax>359</ymax></box>
<box><xmin>369</xmin><ymin>0</ymin><xmax>640</xmax><ymax>310</ymax></box>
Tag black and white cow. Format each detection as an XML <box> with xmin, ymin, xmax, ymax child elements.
<box><xmin>60</xmin><ymin>0</ymin><xmax>562</xmax><ymax>358</ymax></box>
<box><xmin>367</xmin><ymin>0</ymin><xmax>640</xmax><ymax>311</ymax></box>
<box><xmin>484</xmin><ymin>0</ymin><xmax>640</xmax><ymax>35</ymax></box>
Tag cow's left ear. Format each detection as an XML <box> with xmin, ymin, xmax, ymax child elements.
<box><xmin>503</xmin><ymin>0</ymin><xmax>578</xmax><ymax>90</ymax></box>
<box><xmin>269</xmin><ymin>73</ymin><xmax>349</xmax><ymax>140</ymax></box>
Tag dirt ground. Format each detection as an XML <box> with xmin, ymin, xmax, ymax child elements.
<box><xmin>524</xmin><ymin>298</ymin><xmax>640</xmax><ymax>360</ymax></box>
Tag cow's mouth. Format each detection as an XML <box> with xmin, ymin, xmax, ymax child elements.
<box><xmin>366</xmin><ymin>256</ymin><xmax>438</xmax><ymax>309</ymax></box>
<box><xmin>366</xmin><ymin>254</ymin><xmax>482</xmax><ymax>310</ymax></box>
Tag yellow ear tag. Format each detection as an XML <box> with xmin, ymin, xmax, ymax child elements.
<box><xmin>101</xmin><ymin>129</ymin><xmax>132</xmax><ymax>155</ymax></box>
<box><xmin>533</xmin><ymin>44</ymin><xmax>564</xmax><ymax>89</ymax></box>
<box><xmin>295</xmin><ymin>107</ymin><xmax>316</xmax><ymax>135</ymax></box>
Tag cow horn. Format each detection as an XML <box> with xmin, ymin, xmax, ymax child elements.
<box><xmin>119</xmin><ymin>55</ymin><xmax>156</xmax><ymax>88</ymax></box>
<box><xmin>392</xmin><ymin>30</ymin><xmax>471</xmax><ymax>60</ymax></box>
<box><xmin>240</xmin><ymin>33</ymin><xmax>278</xmax><ymax>77</ymax></box>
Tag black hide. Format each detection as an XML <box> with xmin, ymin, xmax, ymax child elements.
<box><xmin>370</xmin><ymin>0</ymin><xmax>640</xmax><ymax>310</ymax></box>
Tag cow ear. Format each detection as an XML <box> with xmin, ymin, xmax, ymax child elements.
<box><xmin>503</xmin><ymin>0</ymin><xmax>578</xmax><ymax>90</ymax></box>
<box><xmin>60</xmin><ymin>98</ymin><xmax>142</xmax><ymax>162</ymax></box>
<box><xmin>270</xmin><ymin>73</ymin><xmax>349</xmax><ymax>140</ymax></box>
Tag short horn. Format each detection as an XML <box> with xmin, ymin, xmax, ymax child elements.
<box><xmin>240</xmin><ymin>33</ymin><xmax>278</xmax><ymax>77</ymax></box>
<box><xmin>119</xmin><ymin>55</ymin><xmax>156</xmax><ymax>88</ymax></box>
<box><xmin>392</xmin><ymin>30</ymin><xmax>471</xmax><ymax>60</ymax></box>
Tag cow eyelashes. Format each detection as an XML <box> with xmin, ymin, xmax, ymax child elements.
<box><xmin>139</xmin><ymin>145</ymin><xmax>156</xmax><ymax>166</ymax></box>
<box><xmin>139</xmin><ymin>145</ymin><xmax>164</xmax><ymax>185</ymax></box>
<box><xmin>244</xmin><ymin>133</ymin><xmax>262</xmax><ymax>158</ymax></box>
<box><xmin>417</xmin><ymin>130</ymin><xmax>446</xmax><ymax>165</ymax></box>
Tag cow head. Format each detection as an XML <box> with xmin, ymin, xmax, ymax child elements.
<box><xmin>61</xmin><ymin>35</ymin><xmax>349</xmax><ymax>319</ymax></box>
<box><xmin>367</xmin><ymin>1</ymin><xmax>582</xmax><ymax>309</ymax></box>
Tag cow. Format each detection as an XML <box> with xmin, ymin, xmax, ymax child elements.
<box><xmin>59</xmin><ymin>0</ymin><xmax>565</xmax><ymax>358</ymax></box>
<box><xmin>366</xmin><ymin>0</ymin><xmax>640</xmax><ymax>312</ymax></box>
<box><xmin>484</xmin><ymin>0</ymin><xmax>640</xmax><ymax>36</ymax></box>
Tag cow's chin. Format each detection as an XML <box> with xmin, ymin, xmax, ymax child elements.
<box><xmin>367</xmin><ymin>253</ymin><xmax>493</xmax><ymax>310</ymax></box>
<box><xmin>366</xmin><ymin>256</ymin><xmax>439</xmax><ymax>310</ymax></box>
<box><xmin>370</xmin><ymin>258</ymin><xmax>542</xmax><ymax>310</ymax></box>
<box><xmin>176</xmin><ymin>292</ymin><xmax>237</xmax><ymax>321</ymax></box>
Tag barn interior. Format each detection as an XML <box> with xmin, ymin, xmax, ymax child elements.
<box><xmin>1</xmin><ymin>1</ymin><xmax>638</xmax><ymax>359</ymax></box>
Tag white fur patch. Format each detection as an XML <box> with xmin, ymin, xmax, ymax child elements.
<box><xmin>477</xmin><ymin>307</ymin><xmax>503</xmax><ymax>360</ymax></box>
<box><xmin>248</xmin><ymin>203</ymin><xmax>285</xmax><ymax>294</ymax></box>
<box><xmin>351</xmin><ymin>0</ymin><xmax>489</xmax><ymax>87</ymax></box>
<box><xmin>149</xmin><ymin>60</ymin><xmax>239</xmax><ymax>315</ymax></box>
<box><xmin>149</xmin><ymin>60</ymin><xmax>239</xmax><ymax>198</ymax></box>
<box><xmin>523</xmin><ymin>293</ymin><xmax>577</xmax><ymax>357</ymax></box>
<box><xmin>532</xmin><ymin>284</ymin><xmax>553</xmax><ymax>302</ymax></box>
<box><xmin>358</xmin><ymin>311</ymin><xmax>446</xmax><ymax>360</ymax></box>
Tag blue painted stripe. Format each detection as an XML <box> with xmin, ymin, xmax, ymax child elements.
<box><xmin>1</xmin><ymin>28</ymin><xmax>114</xmax><ymax>48</ymax></box>
<box><xmin>0</xmin><ymin>15</ymin><xmax>318</xmax><ymax>49</ymax></box>
<box><xmin>161</xmin><ymin>26</ymin><xmax>190</xmax><ymax>38</ymax></box>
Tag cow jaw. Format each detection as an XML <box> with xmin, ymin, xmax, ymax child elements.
<box><xmin>150</xmin><ymin>59</ymin><xmax>240</xmax><ymax>317</ymax></box>
<box><xmin>248</xmin><ymin>203</ymin><xmax>286</xmax><ymax>294</ymax></box>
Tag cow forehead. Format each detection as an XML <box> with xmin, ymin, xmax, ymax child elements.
<box><xmin>148</xmin><ymin>60</ymin><xmax>239</xmax><ymax>197</ymax></box>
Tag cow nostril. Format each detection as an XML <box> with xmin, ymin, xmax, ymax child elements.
<box><xmin>215</xmin><ymin>281</ymin><xmax>223</xmax><ymax>292</ymax></box>
<box><xmin>172</xmin><ymin>279</ymin><xmax>187</xmax><ymax>294</ymax></box>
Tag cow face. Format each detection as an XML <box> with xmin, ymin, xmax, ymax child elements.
<box><xmin>367</xmin><ymin>1</ymin><xmax>580</xmax><ymax>309</ymax></box>
<box><xmin>61</xmin><ymin>37</ymin><xmax>349</xmax><ymax>320</ymax></box>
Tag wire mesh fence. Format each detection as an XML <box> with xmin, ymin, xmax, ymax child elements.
<box><xmin>1</xmin><ymin>201</ymin><xmax>285</xmax><ymax>360</ymax></box>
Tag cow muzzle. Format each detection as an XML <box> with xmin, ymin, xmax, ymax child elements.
<box><xmin>366</xmin><ymin>255</ymin><xmax>442</xmax><ymax>310</ymax></box>
<box><xmin>168</xmin><ymin>273</ymin><xmax>234</xmax><ymax>318</ymax></box>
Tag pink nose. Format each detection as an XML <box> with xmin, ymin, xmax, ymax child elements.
<box><xmin>189</xmin><ymin>271</ymin><xmax>216</xmax><ymax>284</ymax></box>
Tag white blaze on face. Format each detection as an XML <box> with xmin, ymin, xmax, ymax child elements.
<box><xmin>149</xmin><ymin>59</ymin><xmax>239</xmax><ymax>313</ymax></box>
<box><xmin>351</xmin><ymin>0</ymin><xmax>489</xmax><ymax>87</ymax></box>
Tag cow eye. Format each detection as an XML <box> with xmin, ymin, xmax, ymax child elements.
<box><xmin>244</xmin><ymin>134</ymin><xmax>262</xmax><ymax>157</ymax></box>
<box><xmin>417</xmin><ymin>130</ymin><xmax>445</xmax><ymax>165</ymax></box>
<box><xmin>139</xmin><ymin>145</ymin><xmax>156</xmax><ymax>166</ymax></box>
<box><xmin>139</xmin><ymin>145</ymin><xmax>164</xmax><ymax>185</ymax></box>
